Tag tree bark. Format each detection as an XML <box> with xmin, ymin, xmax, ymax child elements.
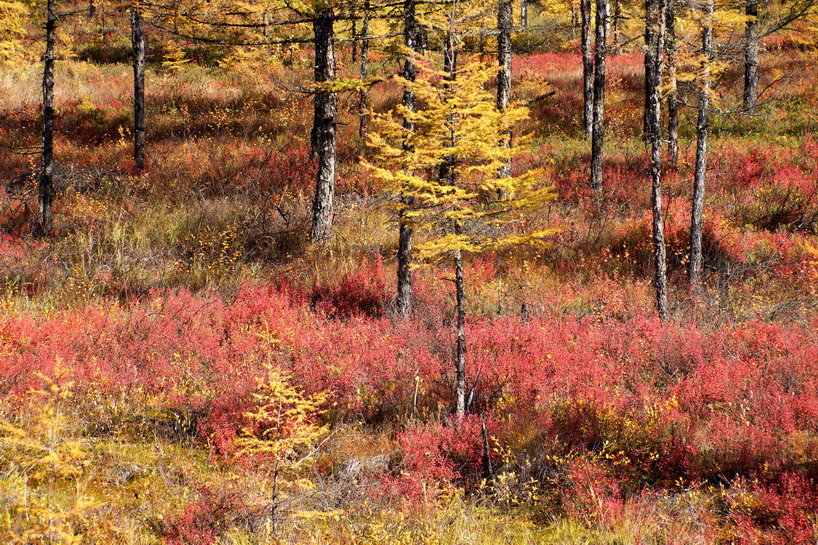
<box><xmin>590</xmin><ymin>0</ymin><xmax>607</xmax><ymax>193</ymax></box>
<box><xmin>310</xmin><ymin>9</ymin><xmax>338</xmax><ymax>243</ymax></box>
<box><xmin>39</xmin><ymin>0</ymin><xmax>56</xmax><ymax>235</ymax></box>
<box><xmin>743</xmin><ymin>0</ymin><xmax>758</xmax><ymax>114</ymax></box>
<box><xmin>521</xmin><ymin>0</ymin><xmax>528</xmax><ymax>27</ymax></box>
<box><xmin>580</xmin><ymin>0</ymin><xmax>593</xmax><ymax>136</ymax></box>
<box><xmin>396</xmin><ymin>0</ymin><xmax>422</xmax><ymax>319</ymax></box>
<box><xmin>351</xmin><ymin>12</ymin><xmax>357</xmax><ymax>63</ymax></box>
<box><xmin>497</xmin><ymin>0</ymin><xmax>512</xmax><ymax>181</ymax></box>
<box><xmin>131</xmin><ymin>7</ymin><xmax>146</xmax><ymax>172</ymax></box>
<box><xmin>612</xmin><ymin>0</ymin><xmax>620</xmax><ymax>49</ymax></box>
<box><xmin>263</xmin><ymin>10</ymin><xmax>271</xmax><ymax>40</ymax></box>
<box><xmin>645</xmin><ymin>0</ymin><xmax>668</xmax><ymax>320</ymax></box>
<box><xmin>358</xmin><ymin>0</ymin><xmax>370</xmax><ymax>139</ymax></box>
<box><xmin>454</xmin><ymin>243</ymin><xmax>466</xmax><ymax>419</ymax></box>
<box><xmin>689</xmin><ymin>0</ymin><xmax>712</xmax><ymax>289</ymax></box>
<box><xmin>665</xmin><ymin>0</ymin><xmax>678</xmax><ymax>167</ymax></box>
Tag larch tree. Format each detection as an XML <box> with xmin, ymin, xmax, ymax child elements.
<box><xmin>589</xmin><ymin>0</ymin><xmax>607</xmax><ymax>193</ymax></box>
<box><xmin>580</xmin><ymin>0</ymin><xmax>593</xmax><ymax>135</ymax></box>
<box><xmin>644</xmin><ymin>0</ymin><xmax>668</xmax><ymax>319</ymax></box>
<box><xmin>310</xmin><ymin>6</ymin><xmax>338</xmax><ymax>243</ymax></box>
<box><xmin>689</xmin><ymin>0</ymin><xmax>713</xmax><ymax>290</ymax></box>
<box><xmin>665</xmin><ymin>0</ymin><xmax>679</xmax><ymax>166</ymax></box>
<box><xmin>366</xmin><ymin>54</ymin><xmax>557</xmax><ymax>418</ymax></box>
<box><xmin>357</xmin><ymin>0</ymin><xmax>371</xmax><ymax>139</ymax></box>
<box><xmin>743</xmin><ymin>0</ymin><xmax>758</xmax><ymax>113</ymax></box>
<box><xmin>395</xmin><ymin>0</ymin><xmax>426</xmax><ymax>318</ymax></box>
<box><xmin>741</xmin><ymin>0</ymin><xmax>815</xmax><ymax>114</ymax></box>
<box><xmin>131</xmin><ymin>1</ymin><xmax>146</xmax><ymax>171</ymax></box>
<box><xmin>497</xmin><ymin>0</ymin><xmax>512</xmax><ymax>181</ymax></box>
<box><xmin>40</xmin><ymin>0</ymin><xmax>57</xmax><ymax>234</ymax></box>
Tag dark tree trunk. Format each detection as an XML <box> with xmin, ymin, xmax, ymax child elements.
<box><xmin>396</xmin><ymin>0</ymin><xmax>423</xmax><ymax>319</ymax></box>
<box><xmin>131</xmin><ymin>7</ymin><xmax>146</xmax><ymax>172</ymax></box>
<box><xmin>310</xmin><ymin>10</ymin><xmax>338</xmax><ymax>243</ymax></box>
<box><xmin>580</xmin><ymin>0</ymin><xmax>593</xmax><ymax>136</ymax></box>
<box><xmin>358</xmin><ymin>0</ymin><xmax>370</xmax><ymax>139</ymax></box>
<box><xmin>89</xmin><ymin>0</ymin><xmax>95</xmax><ymax>17</ymax></box>
<box><xmin>645</xmin><ymin>0</ymin><xmax>668</xmax><ymax>319</ymax></box>
<box><xmin>590</xmin><ymin>0</ymin><xmax>607</xmax><ymax>193</ymax></box>
<box><xmin>39</xmin><ymin>0</ymin><xmax>56</xmax><ymax>234</ymax></box>
<box><xmin>743</xmin><ymin>0</ymin><xmax>758</xmax><ymax>113</ymax></box>
<box><xmin>497</xmin><ymin>0</ymin><xmax>512</xmax><ymax>181</ymax></box>
<box><xmin>351</xmin><ymin>13</ymin><xmax>357</xmax><ymax>62</ymax></box>
<box><xmin>689</xmin><ymin>0</ymin><xmax>713</xmax><ymax>289</ymax></box>
<box><xmin>454</xmin><ymin>242</ymin><xmax>466</xmax><ymax>419</ymax></box>
<box><xmin>613</xmin><ymin>0</ymin><xmax>620</xmax><ymax>49</ymax></box>
<box><xmin>665</xmin><ymin>0</ymin><xmax>679</xmax><ymax>167</ymax></box>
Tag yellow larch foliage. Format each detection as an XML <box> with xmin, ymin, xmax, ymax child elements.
<box><xmin>365</xmin><ymin>52</ymin><xmax>558</xmax><ymax>264</ymax></box>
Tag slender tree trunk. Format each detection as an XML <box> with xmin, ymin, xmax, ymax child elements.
<box><xmin>89</xmin><ymin>0</ymin><xmax>95</xmax><ymax>17</ymax></box>
<box><xmin>645</xmin><ymin>0</ymin><xmax>668</xmax><ymax>319</ymax></box>
<box><xmin>743</xmin><ymin>0</ymin><xmax>758</xmax><ymax>114</ymax></box>
<box><xmin>454</xmin><ymin>242</ymin><xmax>466</xmax><ymax>419</ymax></box>
<box><xmin>131</xmin><ymin>7</ymin><xmax>146</xmax><ymax>172</ymax></box>
<box><xmin>643</xmin><ymin>0</ymin><xmax>654</xmax><ymax>141</ymax></box>
<box><xmin>521</xmin><ymin>0</ymin><xmax>528</xmax><ymax>27</ymax></box>
<box><xmin>351</xmin><ymin>13</ymin><xmax>357</xmax><ymax>62</ymax></box>
<box><xmin>689</xmin><ymin>0</ymin><xmax>713</xmax><ymax>289</ymax></box>
<box><xmin>358</xmin><ymin>0</ymin><xmax>370</xmax><ymax>139</ymax></box>
<box><xmin>441</xmin><ymin>32</ymin><xmax>465</xmax><ymax>418</ymax></box>
<box><xmin>571</xmin><ymin>0</ymin><xmax>578</xmax><ymax>39</ymax></box>
<box><xmin>396</xmin><ymin>0</ymin><xmax>422</xmax><ymax>318</ymax></box>
<box><xmin>612</xmin><ymin>0</ymin><xmax>620</xmax><ymax>49</ymax></box>
<box><xmin>590</xmin><ymin>0</ymin><xmax>607</xmax><ymax>193</ymax></box>
<box><xmin>665</xmin><ymin>0</ymin><xmax>679</xmax><ymax>167</ymax></box>
<box><xmin>40</xmin><ymin>0</ymin><xmax>56</xmax><ymax>234</ymax></box>
<box><xmin>580</xmin><ymin>0</ymin><xmax>593</xmax><ymax>136</ymax></box>
<box><xmin>263</xmin><ymin>10</ymin><xmax>271</xmax><ymax>40</ymax></box>
<box><xmin>310</xmin><ymin>10</ymin><xmax>338</xmax><ymax>243</ymax></box>
<box><xmin>100</xmin><ymin>1</ymin><xmax>106</xmax><ymax>42</ymax></box>
<box><xmin>497</xmin><ymin>0</ymin><xmax>512</xmax><ymax>181</ymax></box>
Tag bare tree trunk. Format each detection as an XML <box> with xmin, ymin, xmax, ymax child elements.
<box><xmin>131</xmin><ymin>7</ymin><xmax>146</xmax><ymax>172</ymax></box>
<box><xmin>521</xmin><ymin>0</ymin><xmax>528</xmax><ymax>27</ymax></box>
<box><xmin>590</xmin><ymin>0</ymin><xmax>607</xmax><ymax>193</ymax></box>
<box><xmin>743</xmin><ymin>0</ymin><xmax>758</xmax><ymax>114</ymax></box>
<box><xmin>100</xmin><ymin>0</ymin><xmax>107</xmax><ymax>42</ymax></box>
<box><xmin>689</xmin><ymin>0</ymin><xmax>712</xmax><ymax>289</ymax></box>
<box><xmin>89</xmin><ymin>0</ymin><xmax>95</xmax><ymax>17</ymax></box>
<box><xmin>580</xmin><ymin>0</ymin><xmax>593</xmax><ymax>136</ymax></box>
<box><xmin>571</xmin><ymin>0</ymin><xmax>578</xmax><ymax>39</ymax></box>
<box><xmin>351</xmin><ymin>12</ymin><xmax>357</xmax><ymax>62</ymax></box>
<box><xmin>646</xmin><ymin>0</ymin><xmax>668</xmax><ymax>320</ymax></box>
<box><xmin>310</xmin><ymin>10</ymin><xmax>337</xmax><ymax>243</ymax></box>
<box><xmin>454</xmin><ymin>243</ymin><xmax>466</xmax><ymax>419</ymax></box>
<box><xmin>497</xmin><ymin>0</ymin><xmax>512</xmax><ymax>181</ymax></box>
<box><xmin>358</xmin><ymin>0</ymin><xmax>370</xmax><ymax>139</ymax></box>
<box><xmin>263</xmin><ymin>10</ymin><xmax>271</xmax><ymax>40</ymax></box>
<box><xmin>39</xmin><ymin>0</ymin><xmax>56</xmax><ymax>235</ymax></box>
<box><xmin>612</xmin><ymin>0</ymin><xmax>620</xmax><ymax>49</ymax></box>
<box><xmin>396</xmin><ymin>0</ymin><xmax>422</xmax><ymax>318</ymax></box>
<box><xmin>665</xmin><ymin>0</ymin><xmax>679</xmax><ymax>167</ymax></box>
